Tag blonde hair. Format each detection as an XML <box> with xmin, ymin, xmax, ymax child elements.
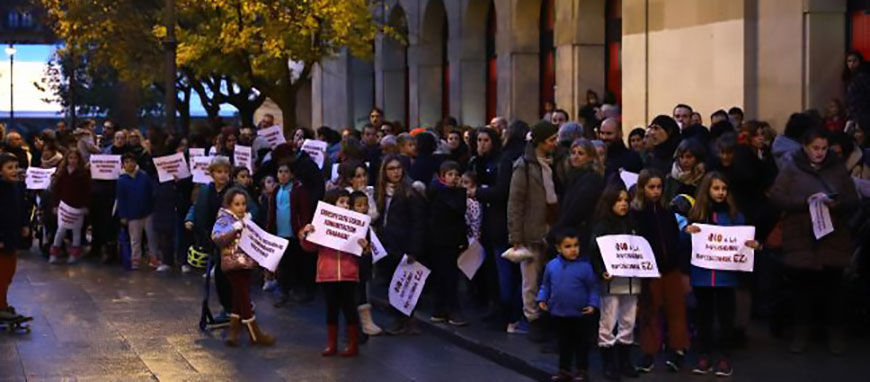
<box><xmin>208</xmin><ymin>156</ymin><xmax>232</xmax><ymax>173</ymax></box>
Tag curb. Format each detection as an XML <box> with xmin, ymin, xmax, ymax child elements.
<box><xmin>370</xmin><ymin>296</ymin><xmax>551</xmax><ymax>381</ymax></box>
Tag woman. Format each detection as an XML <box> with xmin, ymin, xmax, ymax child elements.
<box><xmin>663</xmin><ymin>138</ymin><xmax>707</xmax><ymax>202</ymax></box>
<box><xmin>553</xmin><ymin>139</ymin><xmax>605</xmax><ymax>249</ymax></box>
<box><xmin>843</xmin><ymin>51</ymin><xmax>870</xmax><ymax>123</ymax></box>
<box><xmin>769</xmin><ymin>129</ymin><xmax>858</xmax><ymax>355</ymax></box>
<box><xmin>643</xmin><ymin>115</ymin><xmax>681</xmax><ymax>174</ymax></box>
<box><xmin>476</xmin><ymin>123</ymin><xmax>528</xmax><ymax>333</ymax></box>
<box><xmin>127</xmin><ymin>129</ymin><xmax>155</xmax><ymax>176</ymax></box>
<box><xmin>446</xmin><ymin>128</ymin><xmax>471</xmax><ymax>170</ymax></box>
<box><xmin>375</xmin><ymin>154</ymin><xmax>426</xmax><ymax>335</ymax></box>
<box><xmin>49</xmin><ymin>150</ymin><xmax>91</xmax><ymax>264</ymax></box>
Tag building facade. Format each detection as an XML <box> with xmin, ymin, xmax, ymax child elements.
<box><xmin>311</xmin><ymin>0</ymin><xmax>870</xmax><ymax>132</ymax></box>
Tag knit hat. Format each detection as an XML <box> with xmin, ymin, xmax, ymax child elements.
<box><xmin>531</xmin><ymin>121</ymin><xmax>558</xmax><ymax>146</ymax></box>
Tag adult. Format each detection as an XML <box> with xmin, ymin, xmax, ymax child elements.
<box><xmin>369</xmin><ymin>107</ymin><xmax>384</xmax><ymax>130</ymax></box>
<box><xmin>100</xmin><ymin>121</ymin><xmax>116</xmax><ymax>150</ymax></box>
<box><xmin>126</xmin><ymin>129</ymin><xmax>155</xmax><ymax>176</ymax></box>
<box><xmin>673</xmin><ymin>104</ymin><xmax>694</xmax><ymax>131</ymax></box>
<box><xmin>553</xmin><ymin>139</ymin><xmax>605</xmax><ymax>250</ymax></box>
<box><xmin>728</xmin><ymin>107</ymin><xmax>745</xmax><ymax>128</ymax></box>
<box><xmin>844</xmin><ymin>51</ymin><xmax>870</xmax><ymax>123</ymax></box>
<box><xmin>3</xmin><ymin>131</ymin><xmax>29</xmax><ymax>170</ymax></box>
<box><xmin>772</xmin><ymin>113</ymin><xmax>814</xmax><ymax>169</ymax></box>
<box><xmin>691</xmin><ymin>112</ymin><xmax>703</xmax><ymax>126</ymax></box>
<box><xmin>91</xmin><ymin>130</ymin><xmax>129</xmax><ymax>263</ymax></box>
<box><xmin>643</xmin><ymin>115</ymin><xmax>681</xmax><ymax>174</ymax></box>
<box><xmin>599</xmin><ymin>118</ymin><xmax>643</xmax><ymax>179</ymax></box>
<box><xmin>409</xmin><ymin>132</ymin><xmax>444</xmax><ymax>184</ymax></box>
<box><xmin>75</xmin><ymin>120</ymin><xmax>102</xmax><ymax>164</ymax></box>
<box><xmin>711</xmin><ymin>110</ymin><xmax>729</xmax><ymax>125</ymax></box>
<box><xmin>375</xmin><ymin>154</ymin><xmax>427</xmax><ymax>335</ymax></box>
<box><xmin>361</xmin><ymin>124</ymin><xmax>383</xmax><ymax>186</ymax></box>
<box><xmin>317</xmin><ymin>126</ymin><xmax>342</xmax><ymax>163</ymax></box>
<box><xmin>446</xmin><ymin>128</ymin><xmax>470</xmax><ymax>170</ymax></box>
<box><xmin>663</xmin><ymin>138</ymin><xmax>707</xmax><ymax>202</ymax></box>
<box><xmin>578</xmin><ymin>90</ymin><xmax>601</xmax><ymax>126</ymax></box>
<box><xmin>476</xmin><ymin>122</ymin><xmax>528</xmax><ymax>333</ymax></box>
<box><xmin>769</xmin><ymin>129</ymin><xmax>858</xmax><ymax>355</ymax></box>
<box><xmin>628</xmin><ymin>128</ymin><xmax>646</xmax><ymax>153</ymax></box>
<box><xmin>490</xmin><ymin>116</ymin><xmax>509</xmax><ymax>139</ymax></box>
<box><xmin>550</xmin><ymin>109</ymin><xmax>569</xmax><ymax>129</ymax></box>
<box><xmin>507</xmin><ymin>121</ymin><xmax>560</xmax><ymax>342</ymax></box>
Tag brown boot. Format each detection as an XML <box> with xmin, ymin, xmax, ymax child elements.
<box><xmin>226</xmin><ymin>314</ymin><xmax>242</xmax><ymax>347</ymax></box>
<box><xmin>341</xmin><ymin>325</ymin><xmax>359</xmax><ymax>357</ymax></box>
<box><xmin>242</xmin><ymin>316</ymin><xmax>275</xmax><ymax>346</ymax></box>
<box><xmin>322</xmin><ymin>324</ymin><xmax>338</xmax><ymax>356</ymax></box>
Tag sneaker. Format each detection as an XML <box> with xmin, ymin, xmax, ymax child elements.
<box><xmin>156</xmin><ymin>264</ymin><xmax>171</xmax><ymax>272</ymax></box>
<box><xmin>430</xmin><ymin>313</ymin><xmax>448</xmax><ymax>323</ymax></box>
<box><xmin>665</xmin><ymin>350</ymin><xmax>685</xmax><ymax>372</ymax></box>
<box><xmin>48</xmin><ymin>255</ymin><xmax>60</xmax><ymax>264</ymax></box>
<box><xmin>692</xmin><ymin>355</ymin><xmax>713</xmax><ymax>375</ymax></box>
<box><xmin>385</xmin><ymin>317</ymin><xmax>409</xmax><ymax>335</ymax></box>
<box><xmin>149</xmin><ymin>257</ymin><xmax>161</xmax><ymax>268</ymax></box>
<box><xmin>714</xmin><ymin>359</ymin><xmax>732</xmax><ymax>377</ymax></box>
<box><xmin>448</xmin><ymin>312</ymin><xmax>469</xmax><ymax>327</ymax></box>
<box><xmin>636</xmin><ymin>354</ymin><xmax>655</xmax><ymax>373</ymax></box>
<box><xmin>262</xmin><ymin>280</ymin><xmax>279</xmax><ymax>292</ymax></box>
<box><xmin>507</xmin><ymin>321</ymin><xmax>530</xmax><ymax>334</ymax></box>
<box><xmin>181</xmin><ymin>264</ymin><xmax>193</xmax><ymax>274</ymax></box>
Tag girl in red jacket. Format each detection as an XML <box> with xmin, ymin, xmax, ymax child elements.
<box><xmin>299</xmin><ymin>189</ymin><xmax>368</xmax><ymax>358</ymax></box>
<box><xmin>50</xmin><ymin>150</ymin><xmax>91</xmax><ymax>264</ymax></box>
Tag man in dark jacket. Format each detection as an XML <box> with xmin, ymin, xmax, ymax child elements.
<box><xmin>599</xmin><ymin>118</ymin><xmax>643</xmax><ymax>179</ymax></box>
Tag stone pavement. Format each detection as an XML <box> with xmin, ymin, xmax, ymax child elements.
<box><xmin>0</xmin><ymin>252</ymin><xmax>532</xmax><ymax>381</ymax></box>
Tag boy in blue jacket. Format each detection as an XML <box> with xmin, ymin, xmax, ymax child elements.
<box><xmin>117</xmin><ymin>153</ymin><xmax>159</xmax><ymax>270</ymax></box>
<box><xmin>538</xmin><ymin>228</ymin><xmax>600</xmax><ymax>382</ymax></box>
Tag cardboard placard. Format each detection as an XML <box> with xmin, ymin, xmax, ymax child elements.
<box><xmin>234</xmin><ymin>145</ymin><xmax>253</xmax><ymax>172</ymax></box>
<box><xmin>238</xmin><ymin>218</ymin><xmax>289</xmax><ymax>272</ymax></box>
<box><xmin>690</xmin><ymin>224</ymin><xmax>756</xmax><ymax>272</ymax></box>
<box><xmin>595</xmin><ymin>234</ymin><xmax>661</xmax><ymax>278</ymax></box>
<box><xmin>26</xmin><ymin>167</ymin><xmax>55</xmax><ymax>190</ymax></box>
<box><xmin>389</xmin><ymin>255</ymin><xmax>431</xmax><ymax>316</ymax></box>
<box><xmin>89</xmin><ymin>154</ymin><xmax>122</xmax><ymax>180</ymax></box>
<box><xmin>259</xmin><ymin>125</ymin><xmax>286</xmax><ymax>149</ymax></box>
<box><xmin>306</xmin><ymin>201</ymin><xmax>371</xmax><ymax>256</ymax></box>
<box><xmin>190</xmin><ymin>156</ymin><xmax>214</xmax><ymax>184</ymax></box>
<box><xmin>301</xmin><ymin>139</ymin><xmax>328</xmax><ymax>169</ymax></box>
<box><xmin>152</xmin><ymin>152</ymin><xmax>191</xmax><ymax>183</ymax></box>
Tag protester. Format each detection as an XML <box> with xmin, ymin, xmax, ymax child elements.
<box><xmin>300</xmin><ymin>189</ymin><xmax>365</xmax><ymax>357</ymax></box>
<box><xmin>348</xmin><ymin>190</ymin><xmax>382</xmax><ymax>337</ymax></box>
<box><xmin>643</xmin><ymin>115</ymin><xmax>681</xmax><ymax>174</ymax></box>
<box><xmin>265</xmin><ymin>162</ymin><xmax>313</xmax><ymax>306</ymax></box>
<box><xmin>538</xmin><ymin>228</ymin><xmax>599</xmax><ymax>382</ymax></box>
<box><xmin>0</xmin><ymin>153</ymin><xmax>30</xmax><ymax>322</ymax></box>
<box><xmin>49</xmin><ymin>150</ymin><xmax>91</xmax><ymax>264</ymax></box>
<box><xmin>212</xmin><ymin>188</ymin><xmax>275</xmax><ymax>347</ymax></box>
<box><xmin>427</xmin><ymin>161</ymin><xmax>469</xmax><ymax>326</ymax></box>
<box><xmin>116</xmin><ymin>153</ymin><xmax>161</xmax><ymax>270</ymax></box>
<box><xmin>554</xmin><ymin>138</ymin><xmax>604</xmax><ymax>249</ymax></box>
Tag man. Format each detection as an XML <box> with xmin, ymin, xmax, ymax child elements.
<box><xmin>100</xmin><ymin>121</ymin><xmax>116</xmax><ymax>150</ymax></box>
<box><xmin>710</xmin><ymin>109</ymin><xmax>729</xmax><ymax>125</ymax></box>
<box><xmin>508</xmin><ymin>120</ymin><xmax>559</xmax><ymax>343</ymax></box>
<box><xmin>550</xmin><ymin>109</ymin><xmax>569</xmax><ymax>129</ymax></box>
<box><xmin>490</xmin><ymin>117</ymin><xmax>508</xmax><ymax>140</ymax></box>
<box><xmin>598</xmin><ymin>118</ymin><xmax>643</xmax><ymax>179</ymax></box>
<box><xmin>2</xmin><ymin>131</ymin><xmax>29</xmax><ymax>170</ymax></box>
<box><xmin>253</xmin><ymin>114</ymin><xmax>277</xmax><ymax>165</ymax></box>
<box><xmin>370</xmin><ymin>107</ymin><xmax>384</xmax><ymax>129</ymax></box>
<box><xmin>75</xmin><ymin>120</ymin><xmax>101</xmax><ymax>163</ymax></box>
<box><xmin>56</xmin><ymin>121</ymin><xmax>73</xmax><ymax>148</ymax></box>
<box><xmin>673</xmin><ymin>104</ymin><xmax>693</xmax><ymax>131</ymax></box>
<box><xmin>728</xmin><ymin>106</ymin><xmax>744</xmax><ymax>127</ymax></box>
<box><xmin>362</xmin><ymin>124</ymin><xmax>382</xmax><ymax>186</ymax></box>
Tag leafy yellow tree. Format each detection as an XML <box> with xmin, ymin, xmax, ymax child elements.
<box><xmin>170</xmin><ymin>0</ymin><xmax>380</xmax><ymax>131</ymax></box>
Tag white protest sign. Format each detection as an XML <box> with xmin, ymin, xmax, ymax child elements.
<box><xmin>57</xmin><ymin>201</ymin><xmax>85</xmax><ymax>230</ymax></box>
<box><xmin>595</xmin><ymin>235</ymin><xmax>660</xmax><ymax>278</ymax></box>
<box><xmin>152</xmin><ymin>152</ymin><xmax>191</xmax><ymax>183</ymax></box>
<box><xmin>259</xmin><ymin>125</ymin><xmax>286</xmax><ymax>149</ymax></box>
<box><xmin>89</xmin><ymin>154</ymin><xmax>122</xmax><ymax>180</ymax></box>
<box><xmin>25</xmin><ymin>167</ymin><xmax>55</xmax><ymax>190</ymax></box>
<box><xmin>369</xmin><ymin>227</ymin><xmax>388</xmax><ymax>264</ymax></box>
<box><xmin>234</xmin><ymin>145</ymin><xmax>253</xmax><ymax>172</ymax></box>
<box><xmin>389</xmin><ymin>255</ymin><xmax>431</xmax><ymax>316</ymax></box>
<box><xmin>238</xmin><ymin>218</ymin><xmax>289</xmax><ymax>272</ymax></box>
<box><xmin>809</xmin><ymin>193</ymin><xmax>834</xmax><ymax>240</ymax></box>
<box><xmin>690</xmin><ymin>223</ymin><xmax>756</xmax><ymax>272</ymax></box>
<box><xmin>307</xmin><ymin>201</ymin><xmax>371</xmax><ymax>256</ymax></box>
<box><xmin>301</xmin><ymin>139</ymin><xmax>328</xmax><ymax>169</ymax></box>
<box><xmin>619</xmin><ymin>169</ymin><xmax>638</xmax><ymax>190</ymax></box>
<box><xmin>190</xmin><ymin>156</ymin><xmax>213</xmax><ymax>184</ymax></box>
<box><xmin>457</xmin><ymin>238</ymin><xmax>485</xmax><ymax>280</ymax></box>
<box><xmin>189</xmin><ymin>148</ymin><xmax>206</xmax><ymax>158</ymax></box>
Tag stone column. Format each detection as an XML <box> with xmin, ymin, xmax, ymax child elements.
<box><xmin>554</xmin><ymin>0</ymin><xmax>606</xmax><ymax>120</ymax></box>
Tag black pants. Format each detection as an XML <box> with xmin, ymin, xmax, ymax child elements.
<box><xmin>694</xmin><ymin>286</ymin><xmax>736</xmax><ymax>356</ymax></box>
<box><xmin>788</xmin><ymin>266</ymin><xmax>845</xmax><ymax>329</ymax></box>
<box><xmin>324</xmin><ymin>282</ymin><xmax>359</xmax><ymax>325</ymax></box>
<box><xmin>355</xmin><ymin>255</ymin><xmax>373</xmax><ymax>305</ymax></box>
<box><xmin>432</xmin><ymin>248</ymin><xmax>461</xmax><ymax>315</ymax></box>
<box><xmin>213</xmin><ymin>254</ymin><xmax>233</xmax><ymax>313</ymax></box>
<box><xmin>554</xmin><ymin>315</ymin><xmax>594</xmax><ymax>372</ymax></box>
<box><xmin>277</xmin><ymin>239</ymin><xmax>316</xmax><ymax>296</ymax></box>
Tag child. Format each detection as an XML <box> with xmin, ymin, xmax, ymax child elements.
<box><xmin>682</xmin><ymin>172</ymin><xmax>758</xmax><ymax>377</ymax></box>
<box><xmin>211</xmin><ymin>188</ymin><xmax>275</xmax><ymax>347</ymax></box>
<box><xmin>232</xmin><ymin>166</ymin><xmax>259</xmax><ymax>223</ymax></box>
<box><xmin>350</xmin><ymin>190</ymin><xmax>382</xmax><ymax>337</ymax></box>
<box><xmin>265</xmin><ymin>162</ymin><xmax>313</xmax><ymax>306</ymax></box>
<box><xmin>630</xmin><ymin>169</ymin><xmax>689</xmax><ymax>372</ymax></box>
<box><xmin>50</xmin><ymin>150</ymin><xmax>91</xmax><ymax>264</ymax></box>
<box><xmin>258</xmin><ymin>175</ymin><xmax>279</xmax><ymax>292</ymax></box>
<box><xmin>537</xmin><ymin>228</ymin><xmax>600</xmax><ymax>382</ymax></box>
<box><xmin>117</xmin><ymin>153</ymin><xmax>161</xmax><ymax>270</ymax></box>
<box><xmin>427</xmin><ymin>161</ymin><xmax>469</xmax><ymax>326</ymax></box>
<box><xmin>461</xmin><ymin>171</ymin><xmax>481</xmax><ymax>243</ymax></box>
<box><xmin>0</xmin><ymin>153</ymin><xmax>31</xmax><ymax>322</ymax></box>
<box><xmin>588</xmin><ymin>184</ymin><xmax>641</xmax><ymax>380</ymax></box>
<box><xmin>299</xmin><ymin>189</ymin><xmax>366</xmax><ymax>357</ymax></box>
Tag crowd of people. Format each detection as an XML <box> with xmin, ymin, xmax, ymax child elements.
<box><xmin>1</xmin><ymin>51</ymin><xmax>870</xmax><ymax>381</ymax></box>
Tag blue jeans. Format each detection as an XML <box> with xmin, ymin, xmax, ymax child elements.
<box><xmin>493</xmin><ymin>245</ymin><xmax>523</xmax><ymax>323</ymax></box>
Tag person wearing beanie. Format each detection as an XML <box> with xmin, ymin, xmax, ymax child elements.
<box><xmin>643</xmin><ymin>115</ymin><xmax>682</xmax><ymax>174</ymax></box>
<box><xmin>508</xmin><ymin>120</ymin><xmax>560</xmax><ymax>343</ymax></box>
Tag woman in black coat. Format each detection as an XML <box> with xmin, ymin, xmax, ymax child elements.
<box><xmin>553</xmin><ymin>138</ymin><xmax>605</xmax><ymax>249</ymax></box>
<box><xmin>375</xmin><ymin>154</ymin><xmax>426</xmax><ymax>335</ymax></box>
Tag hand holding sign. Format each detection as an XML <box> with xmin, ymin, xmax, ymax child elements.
<box><xmin>153</xmin><ymin>152</ymin><xmax>191</xmax><ymax>183</ymax></box>
<box><xmin>595</xmin><ymin>235</ymin><xmax>660</xmax><ymax>278</ymax></box>
<box><xmin>690</xmin><ymin>224</ymin><xmax>756</xmax><ymax>272</ymax></box>
<box><xmin>301</xmin><ymin>139</ymin><xmax>328</xmax><ymax>169</ymax></box>
<box><xmin>25</xmin><ymin>167</ymin><xmax>55</xmax><ymax>190</ymax></box>
<box><xmin>89</xmin><ymin>154</ymin><xmax>122</xmax><ymax>180</ymax></box>
<box><xmin>238</xmin><ymin>218</ymin><xmax>290</xmax><ymax>272</ymax></box>
<box><xmin>389</xmin><ymin>255</ymin><xmax>431</xmax><ymax>316</ymax></box>
<box><xmin>306</xmin><ymin>202</ymin><xmax>371</xmax><ymax>256</ymax></box>
<box><xmin>234</xmin><ymin>145</ymin><xmax>253</xmax><ymax>172</ymax></box>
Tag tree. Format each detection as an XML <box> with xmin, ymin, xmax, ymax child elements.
<box><xmin>171</xmin><ymin>0</ymin><xmax>380</xmax><ymax>132</ymax></box>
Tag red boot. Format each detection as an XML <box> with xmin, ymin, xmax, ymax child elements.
<box><xmin>341</xmin><ymin>325</ymin><xmax>359</xmax><ymax>357</ymax></box>
<box><xmin>67</xmin><ymin>247</ymin><xmax>82</xmax><ymax>264</ymax></box>
<box><xmin>322</xmin><ymin>324</ymin><xmax>338</xmax><ymax>356</ymax></box>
